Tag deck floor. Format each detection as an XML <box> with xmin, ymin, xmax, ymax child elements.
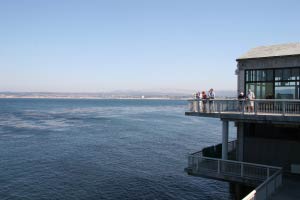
<box><xmin>186</xmin><ymin>111</ymin><xmax>300</xmax><ymax>124</ymax></box>
<box><xmin>191</xmin><ymin>111</ymin><xmax>300</xmax><ymax>116</ymax></box>
<box><xmin>271</xmin><ymin>175</ymin><xmax>300</xmax><ymax>200</ymax></box>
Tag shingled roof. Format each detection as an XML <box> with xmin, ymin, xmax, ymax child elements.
<box><xmin>237</xmin><ymin>42</ymin><xmax>300</xmax><ymax>60</ymax></box>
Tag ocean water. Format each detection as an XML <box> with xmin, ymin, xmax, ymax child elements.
<box><xmin>0</xmin><ymin>99</ymin><xmax>235</xmax><ymax>200</ymax></box>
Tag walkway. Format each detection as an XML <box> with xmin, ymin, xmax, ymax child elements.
<box><xmin>271</xmin><ymin>175</ymin><xmax>300</xmax><ymax>200</ymax></box>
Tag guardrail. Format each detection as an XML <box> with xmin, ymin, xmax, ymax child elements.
<box><xmin>242</xmin><ymin>169</ymin><xmax>282</xmax><ymax>200</ymax></box>
<box><xmin>187</xmin><ymin>152</ymin><xmax>282</xmax><ymax>200</ymax></box>
<box><xmin>188</xmin><ymin>155</ymin><xmax>280</xmax><ymax>182</ymax></box>
<box><xmin>197</xmin><ymin>140</ymin><xmax>237</xmax><ymax>159</ymax></box>
<box><xmin>188</xmin><ymin>99</ymin><xmax>300</xmax><ymax>116</ymax></box>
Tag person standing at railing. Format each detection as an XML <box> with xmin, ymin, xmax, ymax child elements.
<box><xmin>201</xmin><ymin>91</ymin><xmax>207</xmax><ymax>113</ymax></box>
<box><xmin>195</xmin><ymin>91</ymin><xmax>202</xmax><ymax>112</ymax></box>
<box><xmin>208</xmin><ymin>88</ymin><xmax>215</xmax><ymax>112</ymax></box>
<box><xmin>195</xmin><ymin>92</ymin><xmax>200</xmax><ymax>100</ymax></box>
<box><xmin>238</xmin><ymin>92</ymin><xmax>245</xmax><ymax>112</ymax></box>
<box><xmin>246</xmin><ymin>89</ymin><xmax>255</xmax><ymax>112</ymax></box>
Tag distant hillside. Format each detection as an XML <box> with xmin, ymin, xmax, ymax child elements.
<box><xmin>0</xmin><ymin>90</ymin><xmax>236</xmax><ymax>99</ymax></box>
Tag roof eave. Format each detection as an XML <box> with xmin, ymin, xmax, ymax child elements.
<box><xmin>236</xmin><ymin>54</ymin><xmax>300</xmax><ymax>62</ymax></box>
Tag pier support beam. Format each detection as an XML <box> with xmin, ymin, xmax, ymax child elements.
<box><xmin>222</xmin><ymin>120</ymin><xmax>229</xmax><ymax>160</ymax></box>
<box><xmin>237</xmin><ymin>123</ymin><xmax>244</xmax><ymax>161</ymax></box>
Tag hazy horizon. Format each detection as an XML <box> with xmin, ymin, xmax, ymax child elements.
<box><xmin>0</xmin><ymin>88</ymin><xmax>236</xmax><ymax>95</ymax></box>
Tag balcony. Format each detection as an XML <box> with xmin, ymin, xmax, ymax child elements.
<box><xmin>185</xmin><ymin>142</ymin><xmax>282</xmax><ymax>200</ymax></box>
<box><xmin>185</xmin><ymin>99</ymin><xmax>300</xmax><ymax>124</ymax></box>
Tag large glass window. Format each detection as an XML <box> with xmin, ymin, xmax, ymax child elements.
<box><xmin>245</xmin><ymin>67</ymin><xmax>300</xmax><ymax>99</ymax></box>
<box><xmin>246</xmin><ymin>69</ymin><xmax>273</xmax><ymax>82</ymax></box>
<box><xmin>266</xmin><ymin>70</ymin><xmax>273</xmax><ymax>81</ymax></box>
<box><xmin>275</xmin><ymin>69</ymin><xmax>282</xmax><ymax>81</ymax></box>
<box><xmin>291</xmin><ymin>68</ymin><xmax>300</xmax><ymax>80</ymax></box>
<box><xmin>274</xmin><ymin>68</ymin><xmax>300</xmax><ymax>81</ymax></box>
<box><xmin>246</xmin><ymin>82</ymin><xmax>274</xmax><ymax>99</ymax></box>
<box><xmin>275</xmin><ymin>81</ymin><xmax>299</xmax><ymax>99</ymax></box>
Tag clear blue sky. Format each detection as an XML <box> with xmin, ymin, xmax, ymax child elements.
<box><xmin>1</xmin><ymin>0</ymin><xmax>300</xmax><ymax>93</ymax></box>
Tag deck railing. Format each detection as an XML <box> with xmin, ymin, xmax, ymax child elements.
<box><xmin>242</xmin><ymin>169</ymin><xmax>282</xmax><ymax>200</ymax></box>
<box><xmin>188</xmin><ymin>154</ymin><xmax>280</xmax><ymax>182</ymax></box>
<box><xmin>187</xmin><ymin>150</ymin><xmax>282</xmax><ymax>200</ymax></box>
<box><xmin>188</xmin><ymin>99</ymin><xmax>300</xmax><ymax>116</ymax></box>
<box><xmin>196</xmin><ymin>140</ymin><xmax>237</xmax><ymax>159</ymax></box>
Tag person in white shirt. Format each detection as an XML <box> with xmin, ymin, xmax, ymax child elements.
<box><xmin>246</xmin><ymin>89</ymin><xmax>255</xmax><ymax>112</ymax></box>
<box><xmin>208</xmin><ymin>88</ymin><xmax>215</xmax><ymax>112</ymax></box>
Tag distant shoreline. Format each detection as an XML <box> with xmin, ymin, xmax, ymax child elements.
<box><xmin>0</xmin><ymin>96</ymin><xmax>189</xmax><ymax>100</ymax></box>
<box><xmin>0</xmin><ymin>91</ymin><xmax>236</xmax><ymax>100</ymax></box>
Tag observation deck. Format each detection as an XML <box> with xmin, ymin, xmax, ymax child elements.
<box><xmin>185</xmin><ymin>99</ymin><xmax>300</xmax><ymax>124</ymax></box>
<box><xmin>185</xmin><ymin>141</ymin><xmax>283</xmax><ymax>200</ymax></box>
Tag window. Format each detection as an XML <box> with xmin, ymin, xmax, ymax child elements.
<box><xmin>246</xmin><ymin>82</ymin><xmax>273</xmax><ymax>99</ymax></box>
<box><xmin>245</xmin><ymin>67</ymin><xmax>300</xmax><ymax>99</ymax></box>
<box><xmin>275</xmin><ymin>69</ymin><xmax>282</xmax><ymax>81</ymax></box>
<box><xmin>291</xmin><ymin>68</ymin><xmax>300</xmax><ymax>80</ymax></box>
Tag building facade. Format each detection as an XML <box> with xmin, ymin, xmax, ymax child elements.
<box><xmin>237</xmin><ymin>43</ymin><xmax>300</xmax><ymax>99</ymax></box>
<box><xmin>236</xmin><ymin>43</ymin><xmax>300</xmax><ymax>170</ymax></box>
<box><xmin>185</xmin><ymin>43</ymin><xmax>300</xmax><ymax>200</ymax></box>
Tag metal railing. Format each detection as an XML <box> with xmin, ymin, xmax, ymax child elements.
<box><xmin>188</xmin><ymin>99</ymin><xmax>300</xmax><ymax>116</ymax></box>
<box><xmin>197</xmin><ymin>140</ymin><xmax>237</xmax><ymax>159</ymax></box>
<box><xmin>242</xmin><ymin>169</ymin><xmax>282</xmax><ymax>200</ymax></box>
<box><xmin>187</xmin><ymin>150</ymin><xmax>282</xmax><ymax>200</ymax></box>
<box><xmin>188</xmin><ymin>155</ymin><xmax>280</xmax><ymax>182</ymax></box>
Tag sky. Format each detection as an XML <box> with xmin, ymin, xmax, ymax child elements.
<box><xmin>1</xmin><ymin>0</ymin><xmax>300</xmax><ymax>93</ymax></box>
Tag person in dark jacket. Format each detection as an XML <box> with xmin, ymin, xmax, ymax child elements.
<box><xmin>201</xmin><ymin>91</ymin><xmax>207</xmax><ymax>113</ymax></box>
<box><xmin>238</xmin><ymin>92</ymin><xmax>245</xmax><ymax>112</ymax></box>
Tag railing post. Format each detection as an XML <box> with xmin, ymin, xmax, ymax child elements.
<box><xmin>274</xmin><ymin>175</ymin><xmax>276</xmax><ymax>191</ymax></box>
<box><xmin>267</xmin><ymin>168</ymin><xmax>270</xmax><ymax>178</ymax></box>
<box><xmin>197</xmin><ymin>100</ymin><xmax>200</xmax><ymax>112</ymax></box>
<box><xmin>226</xmin><ymin>101</ymin><xmax>229</xmax><ymax>112</ymax></box>
<box><xmin>241</xmin><ymin>163</ymin><xmax>244</xmax><ymax>177</ymax></box>
<box><xmin>254</xmin><ymin>101</ymin><xmax>258</xmax><ymax>115</ymax></box>
<box><xmin>279</xmin><ymin>171</ymin><xmax>282</xmax><ymax>185</ymax></box>
<box><xmin>242</xmin><ymin>100</ymin><xmax>245</xmax><ymax>114</ymax></box>
<box><xmin>282</xmin><ymin>101</ymin><xmax>286</xmax><ymax>116</ymax></box>
<box><xmin>266</xmin><ymin>182</ymin><xmax>268</xmax><ymax>199</ymax></box>
<box><xmin>218</xmin><ymin>160</ymin><xmax>221</xmax><ymax>174</ymax></box>
<box><xmin>221</xmin><ymin>102</ymin><xmax>223</xmax><ymax>113</ymax></box>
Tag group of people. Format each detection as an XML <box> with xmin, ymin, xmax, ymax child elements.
<box><xmin>194</xmin><ymin>88</ymin><xmax>215</xmax><ymax>112</ymax></box>
<box><xmin>193</xmin><ymin>88</ymin><xmax>256</xmax><ymax>113</ymax></box>
<box><xmin>238</xmin><ymin>89</ymin><xmax>255</xmax><ymax>112</ymax></box>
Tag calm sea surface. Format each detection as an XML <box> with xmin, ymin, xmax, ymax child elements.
<box><xmin>0</xmin><ymin>99</ymin><xmax>235</xmax><ymax>200</ymax></box>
